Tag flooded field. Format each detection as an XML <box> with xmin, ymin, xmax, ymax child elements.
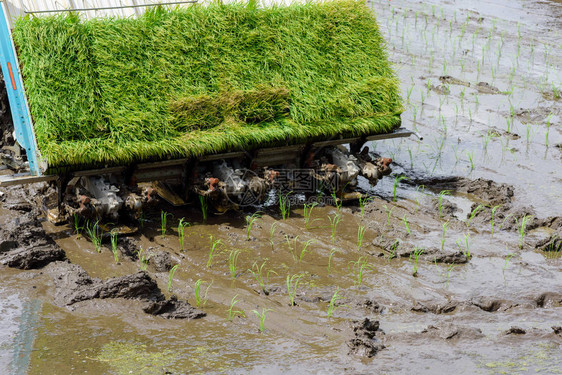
<box><xmin>1</xmin><ymin>0</ymin><xmax>561</xmax><ymax>374</ymax></box>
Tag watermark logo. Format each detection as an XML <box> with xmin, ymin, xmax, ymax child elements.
<box><xmin>225</xmin><ymin>168</ymin><xmax>340</xmax><ymax>206</ymax></box>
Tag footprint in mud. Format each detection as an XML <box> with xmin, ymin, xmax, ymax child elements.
<box><xmin>348</xmin><ymin>318</ymin><xmax>385</xmax><ymax>358</ymax></box>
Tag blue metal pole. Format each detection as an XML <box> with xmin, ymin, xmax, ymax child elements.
<box><xmin>0</xmin><ymin>3</ymin><xmax>43</xmax><ymax>175</ymax></box>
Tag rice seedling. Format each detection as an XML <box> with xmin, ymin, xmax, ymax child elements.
<box><xmin>328</xmin><ymin>214</ymin><xmax>342</xmax><ymax>244</ymax></box>
<box><xmin>383</xmin><ymin>205</ymin><xmax>394</xmax><ymax>225</ymax></box>
<box><xmin>467</xmin><ymin>151</ymin><xmax>474</xmax><ymax>172</ymax></box>
<box><xmin>503</xmin><ymin>246</ymin><xmax>514</xmax><ymax>271</ymax></box>
<box><xmin>387</xmin><ymin>239</ymin><xmax>399</xmax><ymax>261</ymax></box>
<box><xmin>467</xmin><ymin>204</ymin><xmax>484</xmax><ymax>227</ymax></box>
<box><xmin>286</xmin><ymin>274</ymin><xmax>303</xmax><ymax>306</ymax></box>
<box><xmin>490</xmin><ymin>204</ymin><xmax>502</xmax><ymax>235</ymax></box>
<box><xmin>402</xmin><ymin>214</ymin><xmax>410</xmax><ymax>235</ymax></box>
<box><xmin>299</xmin><ymin>240</ymin><xmax>316</xmax><ymax>262</ymax></box>
<box><xmin>357</xmin><ymin>226</ymin><xmax>367</xmax><ymax>251</ymax></box>
<box><xmin>199</xmin><ymin>196</ymin><xmax>208</xmax><ymax>222</ymax></box>
<box><xmin>303</xmin><ymin>202</ymin><xmax>319</xmax><ymax>229</ymax></box>
<box><xmin>137</xmin><ymin>247</ymin><xmax>149</xmax><ymax>271</ymax></box>
<box><xmin>545</xmin><ymin>113</ymin><xmax>553</xmax><ymax>147</ymax></box>
<box><xmin>177</xmin><ymin>218</ymin><xmax>190</xmax><ymax>251</ymax></box>
<box><xmin>110</xmin><ymin>229</ymin><xmax>119</xmax><ymax>264</ymax></box>
<box><xmin>327</xmin><ymin>287</ymin><xmax>343</xmax><ymax>318</ymax></box>
<box><xmin>227</xmin><ymin>294</ymin><xmax>245</xmax><ymax>321</ymax></box>
<box><xmin>456</xmin><ymin>234</ymin><xmax>471</xmax><ymax>259</ymax></box>
<box><xmin>518</xmin><ymin>215</ymin><xmax>532</xmax><ymax>248</ymax></box>
<box><xmin>359</xmin><ymin>196</ymin><xmax>373</xmax><ymax>218</ymax></box>
<box><xmin>160</xmin><ymin>210</ymin><xmax>172</xmax><ymax>238</ymax></box>
<box><xmin>328</xmin><ymin>248</ymin><xmax>337</xmax><ymax>272</ymax></box>
<box><xmin>73</xmin><ymin>214</ymin><xmax>82</xmax><ymax>236</ymax></box>
<box><xmin>437</xmin><ymin>190</ymin><xmax>450</xmax><ymax>218</ymax></box>
<box><xmin>499</xmin><ymin>213</ymin><xmax>514</xmax><ymax>231</ymax></box>
<box><xmin>85</xmin><ymin>220</ymin><xmax>102</xmax><ymax>253</ymax></box>
<box><xmin>285</xmin><ymin>235</ymin><xmax>299</xmax><ymax>259</ymax></box>
<box><xmin>393</xmin><ymin>175</ymin><xmax>408</xmax><ymax>202</ymax></box>
<box><xmin>252</xmin><ymin>308</ymin><xmax>273</xmax><ymax>333</ymax></box>
<box><xmin>245</xmin><ymin>212</ymin><xmax>261</xmax><ymax>241</ymax></box>
<box><xmin>349</xmin><ymin>256</ymin><xmax>374</xmax><ymax>287</ymax></box>
<box><xmin>445</xmin><ymin>264</ymin><xmax>456</xmax><ymax>288</ymax></box>
<box><xmin>207</xmin><ymin>236</ymin><xmax>222</xmax><ymax>268</ymax></box>
<box><xmin>248</xmin><ymin>260</ymin><xmax>277</xmax><ymax>295</ymax></box>
<box><xmin>279</xmin><ymin>192</ymin><xmax>291</xmax><ymax>220</ymax></box>
<box><xmin>441</xmin><ymin>222</ymin><xmax>449</xmax><ymax>250</ymax></box>
<box><xmin>420</xmin><ymin>90</ymin><xmax>426</xmax><ymax>105</ymax></box>
<box><xmin>168</xmin><ymin>265</ymin><xmax>179</xmax><ymax>292</ymax></box>
<box><xmin>269</xmin><ymin>222</ymin><xmax>277</xmax><ymax>249</ymax></box>
<box><xmin>331</xmin><ymin>191</ymin><xmax>343</xmax><ymax>212</ymax></box>
<box><xmin>194</xmin><ymin>279</ymin><xmax>212</xmax><ymax>307</ymax></box>
<box><xmin>410</xmin><ymin>246</ymin><xmax>424</xmax><ymax>277</ymax></box>
<box><xmin>138</xmin><ymin>210</ymin><xmax>145</xmax><ymax>230</ymax></box>
<box><xmin>228</xmin><ymin>249</ymin><xmax>242</xmax><ymax>279</ymax></box>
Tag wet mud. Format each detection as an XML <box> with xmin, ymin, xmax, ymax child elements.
<box><xmin>1</xmin><ymin>0</ymin><xmax>562</xmax><ymax>374</ymax></box>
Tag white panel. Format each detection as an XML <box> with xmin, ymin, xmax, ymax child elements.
<box><xmin>3</xmin><ymin>0</ymin><xmax>308</xmax><ymax>28</ymax></box>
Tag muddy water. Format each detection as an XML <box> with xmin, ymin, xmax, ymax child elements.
<box><xmin>1</xmin><ymin>0</ymin><xmax>562</xmax><ymax>374</ymax></box>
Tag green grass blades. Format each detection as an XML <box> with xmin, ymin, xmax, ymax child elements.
<box><xmin>279</xmin><ymin>192</ymin><xmax>291</xmax><ymax>220</ymax></box>
<box><xmin>194</xmin><ymin>279</ymin><xmax>212</xmax><ymax>308</ymax></box>
<box><xmin>137</xmin><ymin>247</ymin><xmax>149</xmax><ymax>271</ymax></box>
<box><xmin>252</xmin><ymin>308</ymin><xmax>273</xmax><ymax>333</ymax></box>
<box><xmin>110</xmin><ymin>229</ymin><xmax>119</xmax><ymax>263</ymax></box>
<box><xmin>248</xmin><ymin>260</ymin><xmax>277</xmax><ymax>295</ymax></box>
<box><xmin>85</xmin><ymin>220</ymin><xmax>102</xmax><ymax>253</ymax></box>
<box><xmin>245</xmin><ymin>212</ymin><xmax>261</xmax><ymax>241</ymax></box>
<box><xmin>349</xmin><ymin>256</ymin><xmax>374</xmax><ymax>286</ymax></box>
<box><xmin>160</xmin><ymin>210</ymin><xmax>172</xmax><ymax>238</ymax></box>
<box><xmin>327</xmin><ymin>287</ymin><xmax>343</xmax><ymax>318</ymax></box>
<box><xmin>286</xmin><ymin>274</ymin><xmax>303</xmax><ymax>306</ymax></box>
<box><xmin>207</xmin><ymin>235</ymin><xmax>222</xmax><ymax>268</ymax></box>
<box><xmin>228</xmin><ymin>249</ymin><xmax>242</xmax><ymax>279</ymax></box>
<box><xmin>168</xmin><ymin>264</ymin><xmax>179</xmax><ymax>293</ymax></box>
<box><xmin>392</xmin><ymin>175</ymin><xmax>408</xmax><ymax>202</ymax></box>
<box><xmin>410</xmin><ymin>246</ymin><xmax>424</xmax><ymax>277</ymax></box>
<box><xmin>13</xmin><ymin>1</ymin><xmax>402</xmax><ymax>171</ymax></box>
<box><xmin>177</xmin><ymin>218</ymin><xmax>190</xmax><ymax>251</ymax></box>
<box><xmin>227</xmin><ymin>294</ymin><xmax>245</xmax><ymax>321</ymax></box>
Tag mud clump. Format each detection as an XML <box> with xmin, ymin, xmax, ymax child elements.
<box><xmin>421</xmin><ymin>323</ymin><xmax>484</xmax><ymax>340</ymax></box>
<box><xmin>1</xmin><ymin>246</ymin><xmax>66</xmax><ymax>269</ymax></box>
<box><xmin>360</xmin><ymin>298</ymin><xmax>385</xmax><ymax>314</ymax></box>
<box><xmin>143</xmin><ymin>295</ymin><xmax>206</xmax><ymax>319</ymax></box>
<box><xmin>117</xmin><ymin>237</ymin><xmax>141</xmax><ymax>260</ymax></box>
<box><xmin>475</xmin><ymin>82</ymin><xmax>501</xmax><ymax>94</ymax></box>
<box><xmin>471</xmin><ymin>296</ymin><xmax>516</xmax><ymax>312</ymax></box>
<box><xmin>348</xmin><ymin>318</ymin><xmax>385</xmax><ymax>358</ymax></box>
<box><xmin>534</xmin><ymin>292</ymin><xmax>562</xmax><ymax>308</ymax></box>
<box><xmin>147</xmin><ymin>249</ymin><xmax>173</xmax><ymax>272</ymax></box>
<box><xmin>49</xmin><ymin>262</ymin><xmax>164</xmax><ymax>306</ymax></box>
<box><xmin>431</xmin><ymin>197</ymin><xmax>458</xmax><ymax>220</ymax></box>
<box><xmin>534</xmin><ymin>233</ymin><xmax>561</xmax><ymax>252</ymax></box>
<box><xmin>423</xmin><ymin>247</ymin><xmax>469</xmax><ymax>264</ymax></box>
<box><xmin>0</xmin><ymin>211</ymin><xmax>67</xmax><ymax>269</ymax></box>
<box><xmin>407</xmin><ymin>177</ymin><xmax>514</xmax><ymax>206</ymax></box>
<box><xmin>412</xmin><ymin>301</ymin><xmax>457</xmax><ymax>314</ymax></box>
<box><xmin>505</xmin><ymin>326</ymin><xmax>526</xmax><ymax>335</ymax></box>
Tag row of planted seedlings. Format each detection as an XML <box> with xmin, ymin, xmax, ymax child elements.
<box><xmin>70</xmin><ymin>193</ymin><xmax>398</xmax><ymax>332</ymax></box>
<box><xmin>374</xmin><ymin>0</ymin><xmax>560</xmax><ymax>182</ymax></box>
<box><xmin>73</xmin><ymin>181</ymin><xmax>538</xmax><ymax>332</ymax></box>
